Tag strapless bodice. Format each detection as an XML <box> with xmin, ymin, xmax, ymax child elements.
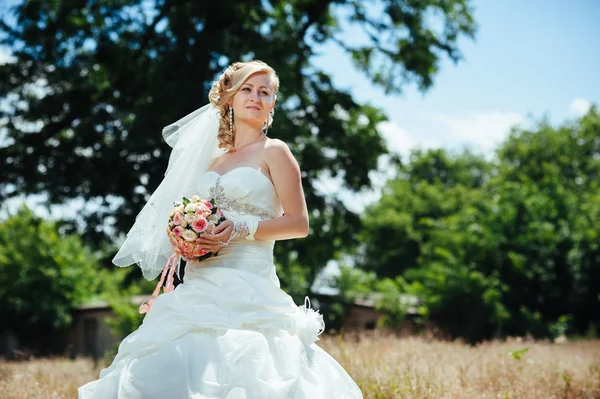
<box><xmin>197</xmin><ymin>166</ymin><xmax>283</xmax><ymax>222</ymax></box>
<box><xmin>188</xmin><ymin>167</ymin><xmax>284</xmax><ymax>285</ymax></box>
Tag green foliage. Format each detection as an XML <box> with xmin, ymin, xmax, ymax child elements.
<box><xmin>321</xmin><ymin>266</ymin><xmax>378</xmax><ymax>330</ymax></box>
<box><xmin>0</xmin><ymin>0</ymin><xmax>476</xmax><ymax>298</ymax></box>
<box><xmin>548</xmin><ymin>315</ymin><xmax>573</xmax><ymax>339</ymax></box>
<box><xmin>332</xmin><ymin>266</ymin><xmax>423</xmax><ymax>330</ymax></box>
<box><xmin>357</xmin><ymin>108</ymin><xmax>600</xmax><ymax>342</ymax></box>
<box><xmin>372</xmin><ymin>276</ymin><xmax>417</xmax><ymax>328</ymax></box>
<box><xmin>104</xmin><ymin>270</ymin><xmax>147</xmax><ymax>340</ymax></box>
<box><xmin>0</xmin><ymin>205</ymin><xmax>108</xmax><ymax>349</ymax></box>
<box><xmin>491</xmin><ymin>109</ymin><xmax>600</xmax><ymax>337</ymax></box>
<box><xmin>337</xmin><ymin>266</ymin><xmax>379</xmax><ymax>304</ymax></box>
<box><xmin>356</xmin><ymin>149</ymin><xmax>491</xmax><ymax>280</ymax></box>
<box><xmin>508</xmin><ymin>347</ymin><xmax>528</xmax><ymax>360</ymax></box>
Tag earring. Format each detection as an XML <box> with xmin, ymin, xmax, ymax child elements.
<box><xmin>229</xmin><ymin>106</ymin><xmax>233</xmax><ymax>134</ymax></box>
<box><xmin>264</xmin><ymin>109</ymin><xmax>274</xmax><ymax>136</ymax></box>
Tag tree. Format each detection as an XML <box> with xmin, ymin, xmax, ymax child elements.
<box><xmin>357</xmin><ymin>149</ymin><xmax>490</xmax><ymax>279</ymax></box>
<box><xmin>356</xmin><ymin>108</ymin><xmax>600</xmax><ymax>342</ymax></box>
<box><xmin>491</xmin><ymin>107</ymin><xmax>600</xmax><ymax>337</ymax></box>
<box><xmin>0</xmin><ymin>205</ymin><xmax>110</xmax><ymax>353</ymax></box>
<box><xmin>0</xmin><ymin>0</ymin><xmax>476</xmax><ymax>298</ymax></box>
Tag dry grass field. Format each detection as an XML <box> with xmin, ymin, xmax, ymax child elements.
<box><xmin>1</xmin><ymin>334</ymin><xmax>599</xmax><ymax>399</ymax></box>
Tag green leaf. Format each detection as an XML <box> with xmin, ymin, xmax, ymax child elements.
<box><xmin>508</xmin><ymin>347</ymin><xmax>529</xmax><ymax>360</ymax></box>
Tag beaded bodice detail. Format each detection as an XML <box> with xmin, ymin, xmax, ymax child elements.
<box><xmin>208</xmin><ymin>178</ymin><xmax>277</xmax><ymax>220</ymax></box>
<box><xmin>197</xmin><ymin>167</ymin><xmax>283</xmax><ymax>221</ymax></box>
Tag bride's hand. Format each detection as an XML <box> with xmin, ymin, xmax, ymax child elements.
<box><xmin>196</xmin><ymin>220</ymin><xmax>233</xmax><ymax>252</ymax></box>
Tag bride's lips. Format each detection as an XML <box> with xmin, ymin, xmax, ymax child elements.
<box><xmin>246</xmin><ymin>106</ymin><xmax>261</xmax><ymax>110</ymax></box>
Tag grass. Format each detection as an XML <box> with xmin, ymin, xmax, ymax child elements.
<box><xmin>1</xmin><ymin>333</ymin><xmax>599</xmax><ymax>398</ymax></box>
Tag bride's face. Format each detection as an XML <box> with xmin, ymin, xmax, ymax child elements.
<box><xmin>230</xmin><ymin>73</ymin><xmax>274</xmax><ymax>127</ymax></box>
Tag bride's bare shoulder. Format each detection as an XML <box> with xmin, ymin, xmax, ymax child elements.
<box><xmin>263</xmin><ymin>138</ymin><xmax>300</xmax><ymax>172</ymax></box>
<box><xmin>264</xmin><ymin>137</ymin><xmax>287</xmax><ymax>149</ymax></box>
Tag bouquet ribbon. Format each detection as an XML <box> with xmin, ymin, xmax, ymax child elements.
<box><xmin>138</xmin><ymin>252</ymin><xmax>179</xmax><ymax>314</ymax></box>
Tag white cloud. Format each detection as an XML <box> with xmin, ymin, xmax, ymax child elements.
<box><xmin>377</xmin><ymin>120</ymin><xmax>413</xmax><ymax>157</ymax></box>
<box><xmin>436</xmin><ymin>111</ymin><xmax>524</xmax><ymax>153</ymax></box>
<box><xmin>570</xmin><ymin>98</ymin><xmax>591</xmax><ymax>117</ymax></box>
<box><xmin>316</xmin><ymin>111</ymin><xmax>525</xmax><ymax>214</ymax></box>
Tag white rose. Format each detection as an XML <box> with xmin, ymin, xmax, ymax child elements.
<box><xmin>191</xmin><ymin>195</ymin><xmax>201</xmax><ymax>203</ymax></box>
<box><xmin>185</xmin><ymin>213</ymin><xmax>198</xmax><ymax>224</ymax></box>
<box><xmin>181</xmin><ymin>229</ymin><xmax>198</xmax><ymax>242</ymax></box>
<box><xmin>208</xmin><ymin>214</ymin><xmax>220</xmax><ymax>223</ymax></box>
<box><xmin>176</xmin><ymin>205</ymin><xmax>185</xmax><ymax>213</ymax></box>
<box><xmin>173</xmin><ymin>212</ymin><xmax>187</xmax><ymax>227</ymax></box>
<box><xmin>185</xmin><ymin>203</ymin><xmax>197</xmax><ymax>213</ymax></box>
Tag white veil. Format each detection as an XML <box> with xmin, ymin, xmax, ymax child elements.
<box><xmin>113</xmin><ymin>104</ymin><xmax>225</xmax><ymax>280</ymax></box>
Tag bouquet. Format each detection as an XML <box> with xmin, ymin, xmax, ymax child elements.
<box><xmin>166</xmin><ymin>195</ymin><xmax>226</xmax><ymax>261</ymax></box>
<box><xmin>139</xmin><ymin>195</ymin><xmax>226</xmax><ymax>314</ymax></box>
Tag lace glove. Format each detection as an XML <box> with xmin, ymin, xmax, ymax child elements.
<box><xmin>224</xmin><ymin>219</ymin><xmax>259</xmax><ymax>245</ymax></box>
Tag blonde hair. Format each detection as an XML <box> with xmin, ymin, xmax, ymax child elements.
<box><xmin>208</xmin><ymin>60</ymin><xmax>280</xmax><ymax>151</ymax></box>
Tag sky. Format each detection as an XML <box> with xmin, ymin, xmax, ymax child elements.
<box><xmin>1</xmin><ymin>1</ymin><xmax>599</xmax><ymax>212</ymax></box>
<box><xmin>312</xmin><ymin>0</ymin><xmax>599</xmax><ymax>156</ymax></box>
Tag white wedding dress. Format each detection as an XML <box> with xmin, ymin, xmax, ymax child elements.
<box><xmin>79</xmin><ymin>167</ymin><xmax>363</xmax><ymax>399</ymax></box>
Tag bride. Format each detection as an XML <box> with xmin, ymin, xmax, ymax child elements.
<box><xmin>78</xmin><ymin>60</ymin><xmax>363</xmax><ymax>398</ymax></box>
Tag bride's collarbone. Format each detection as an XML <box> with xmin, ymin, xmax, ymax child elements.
<box><xmin>211</xmin><ymin>139</ymin><xmax>269</xmax><ymax>171</ymax></box>
<box><xmin>211</xmin><ymin>155</ymin><xmax>268</xmax><ymax>177</ymax></box>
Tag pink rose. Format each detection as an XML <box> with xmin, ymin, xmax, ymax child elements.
<box><xmin>172</xmin><ymin>226</ymin><xmax>184</xmax><ymax>237</ymax></box>
<box><xmin>192</xmin><ymin>217</ymin><xmax>208</xmax><ymax>233</ymax></box>
<box><xmin>181</xmin><ymin>241</ymin><xmax>194</xmax><ymax>258</ymax></box>
<box><xmin>173</xmin><ymin>212</ymin><xmax>186</xmax><ymax>227</ymax></box>
<box><xmin>202</xmin><ymin>200</ymin><xmax>213</xmax><ymax>210</ymax></box>
<box><xmin>216</xmin><ymin>209</ymin><xmax>224</xmax><ymax>218</ymax></box>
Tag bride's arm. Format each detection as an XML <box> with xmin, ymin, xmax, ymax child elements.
<box><xmin>200</xmin><ymin>139</ymin><xmax>308</xmax><ymax>249</ymax></box>
<box><xmin>252</xmin><ymin>139</ymin><xmax>309</xmax><ymax>241</ymax></box>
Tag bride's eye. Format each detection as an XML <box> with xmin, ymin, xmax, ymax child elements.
<box><xmin>242</xmin><ymin>87</ymin><xmax>251</xmax><ymax>92</ymax></box>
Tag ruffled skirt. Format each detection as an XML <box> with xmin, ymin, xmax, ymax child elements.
<box><xmin>78</xmin><ymin>265</ymin><xmax>363</xmax><ymax>398</ymax></box>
